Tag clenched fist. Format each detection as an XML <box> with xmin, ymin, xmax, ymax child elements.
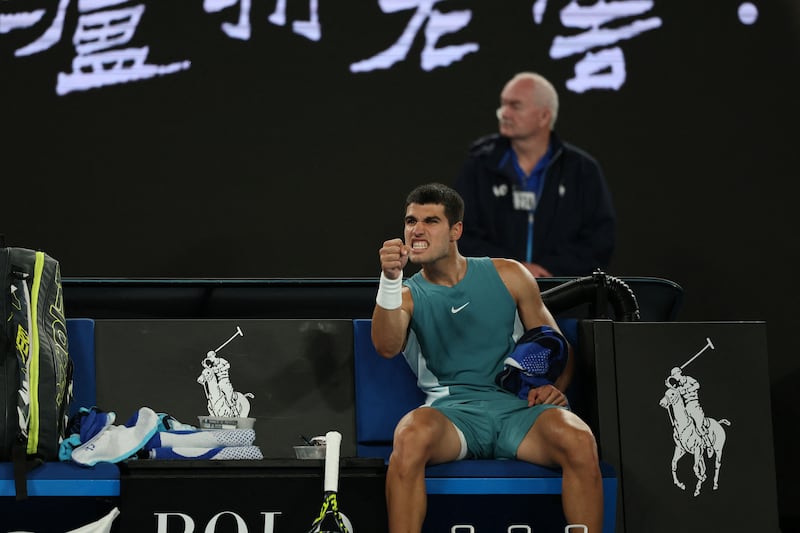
<box><xmin>379</xmin><ymin>238</ymin><xmax>410</xmax><ymax>279</ymax></box>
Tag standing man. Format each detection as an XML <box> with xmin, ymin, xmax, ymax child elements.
<box><xmin>454</xmin><ymin>72</ymin><xmax>615</xmax><ymax>277</ymax></box>
<box><xmin>372</xmin><ymin>183</ymin><xmax>603</xmax><ymax>532</ymax></box>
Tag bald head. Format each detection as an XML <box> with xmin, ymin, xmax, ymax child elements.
<box><xmin>507</xmin><ymin>72</ymin><xmax>559</xmax><ymax>130</ymax></box>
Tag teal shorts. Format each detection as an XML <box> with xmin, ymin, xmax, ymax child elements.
<box><xmin>431</xmin><ymin>388</ymin><xmax>562</xmax><ymax>459</ymax></box>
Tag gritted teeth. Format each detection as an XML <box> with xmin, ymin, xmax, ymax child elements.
<box><xmin>412</xmin><ymin>241</ymin><xmax>428</xmax><ymax>250</ymax></box>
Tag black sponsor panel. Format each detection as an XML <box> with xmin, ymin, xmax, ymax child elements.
<box><xmin>94</xmin><ymin>319</ymin><xmax>356</xmax><ymax>457</ymax></box>
<box><xmin>588</xmin><ymin>321</ymin><xmax>779</xmax><ymax>533</ymax></box>
<box><xmin>118</xmin><ymin>459</ymin><xmax>386</xmax><ymax>533</ymax></box>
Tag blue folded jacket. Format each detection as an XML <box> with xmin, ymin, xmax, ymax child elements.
<box><xmin>495</xmin><ymin>325</ymin><xmax>568</xmax><ymax>400</ymax></box>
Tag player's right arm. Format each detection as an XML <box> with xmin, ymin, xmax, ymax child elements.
<box><xmin>371</xmin><ymin>238</ymin><xmax>414</xmax><ymax>358</ymax></box>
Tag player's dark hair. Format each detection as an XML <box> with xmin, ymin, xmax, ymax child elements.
<box><xmin>405</xmin><ymin>183</ymin><xmax>464</xmax><ymax>226</ymax></box>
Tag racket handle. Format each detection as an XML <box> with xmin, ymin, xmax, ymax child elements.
<box><xmin>324</xmin><ymin>431</ymin><xmax>342</xmax><ymax>493</ymax></box>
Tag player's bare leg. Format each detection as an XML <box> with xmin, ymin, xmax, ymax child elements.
<box><xmin>516</xmin><ymin>408</ymin><xmax>603</xmax><ymax>531</ymax></box>
<box><xmin>386</xmin><ymin>407</ymin><xmax>462</xmax><ymax>533</ymax></box>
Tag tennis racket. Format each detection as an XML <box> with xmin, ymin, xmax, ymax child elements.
<box><xmin>306</xmin><ymin>430</ymin><xmax>352</xmax><ymax>533</ymax></box>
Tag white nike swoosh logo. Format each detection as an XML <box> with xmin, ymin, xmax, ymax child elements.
<box><xmin>451</xmin><ymin>302</ymin><xmax>470</xmax><ymax>314</ymax></box>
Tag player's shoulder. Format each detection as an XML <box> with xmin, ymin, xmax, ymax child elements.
<box><xmin>490</xmin><ymin>258</ymin><xmax>540</xmax><ymax>303</ymax></box>
<box><xmin>491</xmin><ymin>257</ymin><xmax>531</xmax><ymax>281</ymax></box>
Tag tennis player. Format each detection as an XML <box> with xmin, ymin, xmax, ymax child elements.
<box><xmin>372</xmin><ymin>183</ymin><xmax>603</xmax><ymax>532</ymax></box>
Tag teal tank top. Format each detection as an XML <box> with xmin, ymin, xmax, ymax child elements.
<box><xmin>403</xmin><ymin>257</ymin><xmax>519</xmax><ymax>399</ymax></box>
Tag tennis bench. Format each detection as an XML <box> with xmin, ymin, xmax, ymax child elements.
<box><xmin>352</xmin><ymin>318</ymin><xmax>617</xmax><ymax>533</ymax></box>
<box><xmin>0</xmin><ymin>318</ymin><xmax>120</xmax><ymax>499</ymax></box>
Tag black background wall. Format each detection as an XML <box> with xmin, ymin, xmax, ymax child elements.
<box><xmin>3</xmin><ymin>1</ymin><xmax>798</xmax><ymax>528</ymax></box>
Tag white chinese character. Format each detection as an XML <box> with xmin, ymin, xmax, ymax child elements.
<box><xmin>535</xmin><ymin>0</ymin><xmax>662</xmax><ymax>93</ymax></box>
<box><xmin>57</xmin><ymin>4</ymin><xmax>191</xmax><ymax>95</ymax></box>
<box><xmin>351</xmin><ymin>0</ymin><xmax>478</xmax><ymax>73</ymax></box>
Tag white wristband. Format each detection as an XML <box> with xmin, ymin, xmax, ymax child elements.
<box><xmin>376</xmin><ymin>271</ymin><xmax>403</xmax><ymax>310</ymax></box>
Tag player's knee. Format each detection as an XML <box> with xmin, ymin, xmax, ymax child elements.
<box><xmin>391</xmin><ymin>415</ymin><xmax>439</xmax><ymax>468</ymax></box>
<box><xmin>394</xmin><ymin>421</ymin><xmax>434</xmax><ymax>454</ymax></box>
<box><xmin>561</xmin><ymin>425</ymin><xmax>599</xmax><ymax>470</ymax></box>
<box><xmin>539</xmin><ymin>412</ymin><xmax>598</xmax><ymax>465</ymax></box>
<box><xmin>389</xmin><ymin>435</ymin><xmax>428</xmax><ymax>477</ymax></box>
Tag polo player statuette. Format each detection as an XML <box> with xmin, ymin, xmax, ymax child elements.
<box><xmin>198</xmin><ymin>326</ymin><xmax>255</xmax><ymax>417</ymax></box>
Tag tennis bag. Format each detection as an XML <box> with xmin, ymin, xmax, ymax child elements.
<box><xmin>0</xmin><ymin>246</ymin><xmax>72</xmax><ymax>497</ymax></box>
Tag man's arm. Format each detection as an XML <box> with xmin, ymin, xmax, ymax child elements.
<box><xmin>371</xmin><ymin>238</ymin><xmax>414</xmax><ymax>358</ymax></box>
<box><xmin>494</xmin><ymin>258</ymin><xmax>574</xmax><ymax>403</ymax></box>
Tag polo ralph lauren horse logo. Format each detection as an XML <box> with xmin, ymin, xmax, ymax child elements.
<box><xmin>197</xmin><ymin>326</ymin><xmax>255</xmax><ymax>417</ymax></box>
<box><xmin>658</xmin><ymin>337</ymin><xmax>731</xmax><ymax>497</ymax></box>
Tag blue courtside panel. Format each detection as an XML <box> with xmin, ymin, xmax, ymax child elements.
<box><xmin>426</xmin><ymin>477</ymin><xmax>564</xmax><ymax>495</ymax></box>
<box><xmin>0</xmin><ymin>462</ymin><xmax>119</xmax><ymax>497</ymax></box>
<box><xmin>67</xmin><ymin>318</ymin><xmax>97</xmax><ymax>416</ymax></box>
<box><xmin>555</xmin><ymin>317</ymin><xmax>578</xmax><ymax>346</ymax></box>
<box><xmin>353</xmin><ymin>319</ymin><xmax>424</xmax><ymax>458</ymax></box>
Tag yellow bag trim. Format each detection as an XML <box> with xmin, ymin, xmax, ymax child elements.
<box><xmin>27</xmin><ymin>252</ymin><xmax>45</xmax><ymax>455</ymax></box>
